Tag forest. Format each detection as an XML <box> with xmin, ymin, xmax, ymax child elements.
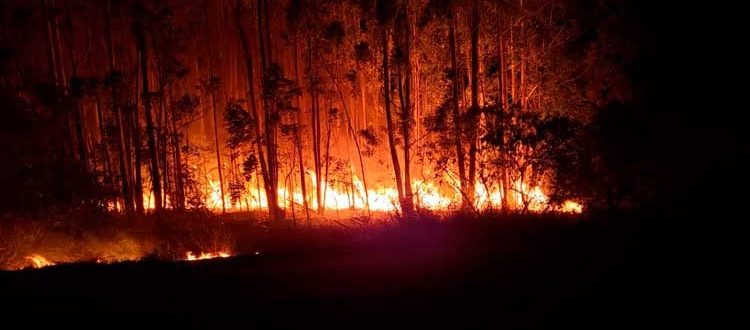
<box><xmin>0</xmin><ymin>0</ymin><xmax>699</xmax><ymax>321</ymax></box>
<box><xmin>0</xmin><ymin>0</ymin><xmax>736</xmax><ymax>322</ymax></box>
<box><xmin>0</xmin><ymin>0</ymin><xmax>637</xmax><ymax>219</ymax></box>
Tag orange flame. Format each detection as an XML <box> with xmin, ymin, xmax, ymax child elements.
<box><xmin>126</xmin><ymin>169</ymin><xmax>582</xmax><ymax>214</ymax></box>
<box><xmin>193</xmin><ymin>175</ymin><xmax>584</xmax><ymax>214</ymax></box>
<box><xmin>24</xmin><ymin>254</ymin><xmax>55</xmax><ymax>269</ymax></box>
<box><xmin>185</xmin><ymin>251</ymin><xmax>230</xmax><ymax>261</ymax></box>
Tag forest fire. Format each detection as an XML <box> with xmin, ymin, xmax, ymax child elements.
<box><xmin>0</xmin><ymin>0</ymin><xmax>602</xmax><ymax>220</ymax></box>
<box><xmin>185</xmin><ymin>251</ymin><xmax>231</xmax><ymax>261</ymax></box>
<box><xmin>0</xmin><ymin>0</ymin><xmax>672</xmax><ymax>322</ymax></box>
<box><xmin>178</xmin><ymin>176</ymin><xmax>581</xmax><ymax>214</ymax></box>
<box><xmin>24</xmin><ymin>254</ymin><xmax>56</xmax><ymax>269</ymax></box>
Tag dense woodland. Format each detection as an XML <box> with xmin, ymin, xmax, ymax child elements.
<box><xmin>0</xmin><ymin>0</ymin><xmax>639</xmax><ymax>221</ymax></box>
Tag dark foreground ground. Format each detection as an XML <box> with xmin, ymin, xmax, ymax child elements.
<box><xmin>0</xmin><ymin>212</ymin><xmax>674</xmax><ymax>326</ymax></box>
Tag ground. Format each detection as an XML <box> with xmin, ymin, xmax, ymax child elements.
<box><xmin>0</xmin><ymin>212</ymin><xmax>666</xmax><ymax>326</ymax></box>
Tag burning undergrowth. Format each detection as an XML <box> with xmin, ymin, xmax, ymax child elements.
<box><xmin>1</xmin><ymin>206</ymin><xmax>586</xmax><ymax>271</ymax></box>
<box><xmin>0</xmin><ymin>209</ymin><xmax>234</xmax><ymax>271</ymax></box>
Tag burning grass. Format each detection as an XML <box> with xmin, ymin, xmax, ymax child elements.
<box><xmin>1</xmin><ymin>207</ymin><xmax>584</xmax><ymax>271</ymax></box>
<box><xmin>0</xmin><ymin>209</ymin><xmax>235</xmax><ymax>271</ymax></box>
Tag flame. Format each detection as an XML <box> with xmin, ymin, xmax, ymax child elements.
<box><xmin>561</xmin><ymin>200</ymin><xmax>583</xmax><ymax>213</ymax></box>
<box><xmin>195</xmin><ymin>175</ymin><xmax>583</xmax><ymax>214</ymax></box>
<box><xmin>24</xmin><ymin>254</ymin><xmax>55</xmax><ymax>269</ymax></box>
<box><xmin>185</xmin><ymin>251</ymin><xmax>231</xmax><ymax>261</ymax></box>
<box><xmin>126</xmin><ymin>168</ymin><xmax>582</xmax><ymax>214</ymax></box>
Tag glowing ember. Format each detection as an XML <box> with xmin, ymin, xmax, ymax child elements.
<box><xmin>185</xmin><ymin>251</ymin><xmax>231</xmax><ymax>261</ymax></box>
<box><xmin>562</xmin><ymin>201</ymin><xmax>583</xmax><ymax>213</ymax></box>
<box><xmin>25</xmin><ymin>254</ymin><xmax>55</xmax><ymax>269</ymax></box>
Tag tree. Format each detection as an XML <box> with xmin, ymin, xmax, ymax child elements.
<box><xmin>235</xmin><ymin>0</ymin><xmax>281</xmax><ymax>221</ymax></box>
<box><xmin>376</xmin><ymin>0</ymin><xmax>408</xmax><ymax>214</ymax></box>
<box><xmin>133</xmin><ymin>0</ymin><xmax>162</xmax><ymax>211</ymax></box>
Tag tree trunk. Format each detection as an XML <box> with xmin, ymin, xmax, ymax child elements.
<box><xmin>293</xmin><ymin>39</ymin><xmax>311</xmax><ymax>227</ymax></box>
<box><xmin>63</xmin><ymin>1</ymin><xmax>90</xmax><ymax>177</ymax></box>
<box><xmin>467</xmin><ymin>0</ymin><xmax>480</xmax><ymax>208</ymax></box>
<box><xmin>309</xmin><ymin>37</ymin><xmax>324</xmax><ymax>214</ymax></box>
<box><xmin>134</xmin><ymin>11</ymin><xmax>163</xmax><ymax>211</ymax></box>
<box><xmin>257</xmin><ymin>0</ymin><xmax>282</xmax><ymax>221</ymax></box>
<box><xmin>105</xmin><ymin>0</ymin><xmax>134</xmax><ymax>213</ymax></box>
<box><xmin>496</xmin><ymin>3</ymin><xmax>511</xmax><ymax>212</ymax></box>
<box><xmin>381</xmin><ymin>27</ymin><xmax>405</xmax><ymax>211</ymax></box>
<box><xmin>396</xmin><ymin>4</ymin><xmax>414</xmax><ymax>215</ymax></box>
<box><xmin>205</xmin><ymin>0</ymin><xmax>226</xmax><ymax>213</ymax></box>
<box><xmin>449</xmin><ymin>13</ymin><xmax>468</xmax><ymax>208</ymax></box>
<box><xmin>95</xmin><ymin>98</ymin><xmax>114</xmax><ymax>193</ymax></box>
<box><xmin>319</xmin><ymin>55</ymin><xmax>371</xmax><ymax>214</ymax></box>
<box><xmin>132</xmin><ymin>72</ymin><xmax>145</xmax><ymax>214</ymax></box>
<box><xmin>170</xmin><ymin>94</ymin><xmax>185</xmax><ymax>210</ymax></box>
<box><xmin>235</xmin><ymin>0</ymin><xmax>278</xmax><ymax>221</ymax></box>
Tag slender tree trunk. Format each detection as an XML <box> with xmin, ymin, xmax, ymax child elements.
<box><xmin>496</xmin><ymin>3</ymin><xmax>511</xmax><ymax>211</ymax></box>
<box><xmin>319</xmin><ymin>56</ymin><xmax>371</xmax><ymax>213</ymax></box>
<box><xmin>235</xmin><ymin>0</ymin><xmax>277</xmax><ymax>221</ymax></box>
<box><xmin>45</xmin><ymin>0</ymin><xmax>75</xmax><ymax>169</ymax></box>
<box><xmin>96</xmin><ymin>98</ymin><xmax>114</xmax><ymax>191</ymax></box>
<box><xmin>134</xmin><ymin>12</ymin><xmax>163</xmax><ymax>211</ymax></box>
<box><xmin>449</xmin><ymin>13</ymin><xmax>468</xmax><ymax>208</ymax></box>
<box><xmin>403</xmin><ymin>5</ymin><xmax>414</xmax><ymax>215</ymax></box>
<box><xmin>157</xmin><ymin>82</ymin><xmax>170</xmax><ymax>208</ymax></box>
<box><xmin>205</xmin><ymin>0</ymin><xmax>226</xmax><ymax>213</ymax></box>
<box><xmin>308</xmin><ymin>37</ymin><xmax>324</xmax><ymax>214</ymax></box>
<box><xmin>257</xmin><ymin>0</ymin><xmax>281</xmax><ymax>221</ymax></box>
<box><xmin>519</xmin><ymin>0</ymin><xmax>526</xmax><ymax>110</ymax></box>
<box><xmin>293</xmin><ymin>40</ymin><xmax>311</xmax><ymax>227</ymax></box>
<box><xmin>210</xmin><ymin>90</ymin><xmax>226</xmax><ymax>213</ymax></box>
<box><xmin>73</xmin><ymin>100</ymin><xmax>89</xmax><ymax>174</ymax></box>
<box><xmin>467</xmin><ymin>0</ymin><xmax>480</xmax><ymax>208</ymax></box>
<box><xmin>62</xmin><ymin>1</ymin><xmax>90</xmax><ymax>177</ymax></box>
<box><xmin>399</xmin><ymin>3</ymin><xmax>414</xmax><ymax>215</ymax></box>
<box><xmin>104</xmin><ymin>0</ymin><xmax>134</xmax><ymax>213</ymax></box>
<box><xmin>132</xmin><ymin>65</ymin><xmax>145</xmax><ymax>214</ymax></box>
<box><xmin>44</xmin><ymin>0</ymin><xmax>60</xmax><ymax>86</ymax></box>
<box><xmin>170</xmin><ymin>91</ymin><xmax>185</xmax><ymax>210</ymax></box>
<box><xmin>510</xmin><ymin>17</ymin><xmax>516</xmax><ymax>103</ymax></box>
<box><xmin>381</xmin><ymin>27</ymin><xmax>405</xmax><ymax>211</ymax></box>
<box><xmin>323</xmin><ymin>98</ymin><xmax>332</xmax><ymax>207</ymax></box>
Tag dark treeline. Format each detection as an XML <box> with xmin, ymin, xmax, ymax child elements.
<box><xmin>0</xmin><ymin>0</ymin><xmax>643</xmax><ymax>220</ymax></box>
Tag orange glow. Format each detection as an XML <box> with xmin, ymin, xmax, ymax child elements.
<box><xmin>25</xmin><ymin>254</ymin><xmax>55</xmax><ymax>269</ymax></box>
<box><xmin>131</xmin><ymin>171</ymin><xmax>582</xmax><ymax>214</ymax></box>
<box><xmin>562</xmin><ymin>200</ymin><xmax>583</xmax><ymax>213</ymax></box>
<box><xmin>185</xmin><ymin>251</ymin><xmax>231</xmax><ymax>261</ymax></box>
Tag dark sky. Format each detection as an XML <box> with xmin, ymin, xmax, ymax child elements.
<box><xmin>620</xmin><ymin>0</ymin><xmax>745</xmax><ymax>212</ymax></box>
